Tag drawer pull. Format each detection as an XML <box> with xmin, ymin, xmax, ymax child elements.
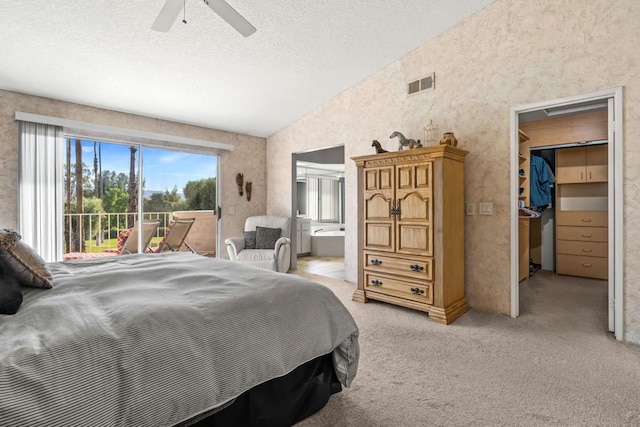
<box><xmin>371</xmin><ymin>279</ymin><xmax>383</xmax><ymax>286</ymax></box>
<box><xmin>371</xmin><ymin>259</ymin><xmax>382</xmax><ymax>265</ymax></box>
<box><xmin>410</xmin><ymin>287</ymin><xmax>425</xmax><ymax>295</ymax></box>
<box><xmin>410</xmin><ymin>264</ymin><xmax>424</xmax><ymax>272</ymax></box>
<box><xmin>581</xmin><ymin>248</ymin><xmax>592</xmax><ymax>253</ymax></box>
<box><xmin>581</xmin><ymin>263</ymin><xmax>592</xmax><ymax>268</ymax></box>
<box><xmin>581</xmin><ymin>234</ymin><xmax>592</xmax><ymax>238</ymax></box>
<box><xmin>581</xmin><ymin>219</ymin><xmax>592</xmax><ymax>223</ymax></box>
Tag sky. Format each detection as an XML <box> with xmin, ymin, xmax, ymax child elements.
<box><xmin>70</xmin><ymin>139</ymin><xmax>217</xmax><ymax>193</ymax></box>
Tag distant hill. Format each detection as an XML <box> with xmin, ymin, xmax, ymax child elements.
<box><xmin>144</xmin><ymin>190</ymin><xmax>185</xmax><ymax>200</ymax></box>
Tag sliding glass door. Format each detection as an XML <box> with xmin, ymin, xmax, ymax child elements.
<box><xmin>63</xmin><ymin>139</ymin><xmax>218</xmax><ymax>259</ymax></box>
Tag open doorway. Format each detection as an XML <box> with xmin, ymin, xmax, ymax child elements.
<box><xmin>510</xmin><ymin>87</ymin><xmax>624</xmax><ymax>340</ymax></box>
<box><xmin>291</xmin><ymin>145</ymin><xmax>345</xmax><ymax>279</ymax></box>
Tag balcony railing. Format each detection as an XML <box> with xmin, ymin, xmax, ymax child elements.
<box><xmin>64</xmin><ymin>211</ymin><xmax>174</xmax><ymax>253</ymax></box>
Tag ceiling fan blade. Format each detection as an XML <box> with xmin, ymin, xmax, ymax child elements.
<box><xmin>152</xmin><ymin>0</ymin><xmax>184</xmax><ymax>32</ymax></box>
<box><xmin>204</xmin><ymin>0</ymin><xmax>257</xmax><ymax>37</ymax></box>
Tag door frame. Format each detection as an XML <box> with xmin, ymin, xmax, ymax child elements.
<box><xmin>509</xmin><ymin>86</ymin><xmax>624</xmax><ymax>341</ymax></box>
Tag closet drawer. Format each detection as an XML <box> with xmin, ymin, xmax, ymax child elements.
<box><xmin>364</xmin><ymin>251</ymin><xmax>433</xmax><ymax>281</ymax></box>
<box><xmin>364</xmin><ymin>271</ymin><xmax>433</xmax><ymax>305</ymax></box>
<box><xmin>557</xmin><ymin>254</ymin><xmax>607</xmax><ymax>280</ymax></box>
<box><xmin>557</xmin><ymin>240</ymin><xmax>607</xmax><ymax>258</ymax></box>
<box><xmin>556</xmin><ymin>211</ymin><xmax>607</xmax><ymax>227</ymax></box>
<box><xmin>556</xmin><ymin>226</ymin><xmax>607</xmax><ymax>243</ymax></box>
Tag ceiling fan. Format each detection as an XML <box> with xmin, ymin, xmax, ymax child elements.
<box><xmin>152</xmin><ymin>0</ymin><xmax>257</xmax><ymax>37</ymax></box>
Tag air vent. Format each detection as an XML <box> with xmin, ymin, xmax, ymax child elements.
<box><xmin>407</xmin><ymin>72</ymin><xmax>435</xmax><ymax>95</ymax></box>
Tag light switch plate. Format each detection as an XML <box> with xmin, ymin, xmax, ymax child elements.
<box><xmin>227</xmin><ymin>206</ymin><xmax>235</xmax><ymax>215</ymax></box>
<box><xmin>466</xmin><ymin>203</ymin><xmax>476</xmax><ymax>216</ymax></box>
<box><xmin>479</xmin><ymin>202</ymin><xmax>493</xmax><ymax>215</ymax></box>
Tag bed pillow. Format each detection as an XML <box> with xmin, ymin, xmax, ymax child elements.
<box><xmin>255</xmin><ymin>226</ymin><xmax>281</xmax><ymax>249</ymax></box>
<box><xmin>0</xmin><ymin>229</ymin><xmax>53</xmax><ymax>289</ymax></box>
<box><xmin>243</xmin><ymin>231</ymin><xmax>257</xmax><ymax>249</ymax></box>
<box><xmin>0</xmin><ymin>264</ymin><xmax>22</xmax><ymax>315</ymax></box>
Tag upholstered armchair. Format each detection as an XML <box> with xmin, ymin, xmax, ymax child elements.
<box><xmin>225</xmin><ymin>216</ymin><xmax>291</xmax><ymax>272</ymax></box>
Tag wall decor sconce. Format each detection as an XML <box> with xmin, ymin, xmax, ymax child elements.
<box><xmin>245</xmin><ymin>182</ymin><xmax>252</xmax><ymax>201</ymax></box>
<box><xmin>236</xmin><ymin>173</ymin><xmax>244</xmax><ymax>196</ymax></box>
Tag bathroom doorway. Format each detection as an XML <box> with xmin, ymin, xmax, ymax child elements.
<box><xmin>291</xmin><ymin>145</ymin><xmax>345</xmax><ymax>278</ymax></box>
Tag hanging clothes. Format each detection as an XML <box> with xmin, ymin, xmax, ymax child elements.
<box><xmin>530</xmin><ymin>155</ymin><xmax>554</xmax><ymax>209</ymax></box>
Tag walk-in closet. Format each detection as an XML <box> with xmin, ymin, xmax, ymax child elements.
<box><xmin>517</xmin><ymin>105</ymin><xmax>610</xmax><ymax>312</ymax></box>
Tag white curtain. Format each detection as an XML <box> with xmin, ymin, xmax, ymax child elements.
<box><xmin>307</xmin><ymin>178</ymin><xmax>319</xmax><ymax>221</ymax></box>
<box><xmin>18</xmin><ymin>121</ymin><xmax>64</xmax><ymax>262</ymax></box>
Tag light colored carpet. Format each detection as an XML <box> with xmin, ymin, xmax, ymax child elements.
<box><xmin>292</xmin><ymin>269</ymin><xmax>640</xmax><ymax>426</ymax></box>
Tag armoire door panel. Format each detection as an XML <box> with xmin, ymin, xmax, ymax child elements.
<box><xmin>397</xmin><ymin>192</ymin><xmax>431</xmax><ymax>222</ymax></box>
<box><xmin>397</xmin><ymin>165</ymin><xmax>413</xmax><ymax>190</ymax></box>
<box><xmin>364</xmin><ymin>169</ymin><xmax>379</xmax><ymax>191</ymax></box>
<box><xmin>365</xmin><ymin>223</ymin><xmax>394</xmax><ymax>251</ymax></box>
<box><xmin>365</xmin><ymin>194</ymin><xmax>393</xmax><ymax>220</ymax></box>
<box><xmin>414</xmin><ymin>164</ymin><xmax>432</xmax><ymax>189</ymax></box>
<box><xmin>397</xmin><ymin>224</ymin><xmax>431</xmax><ymax>255</ymax></box>
<box><xmin>396</xmin><ymin>163</ymin><xmax>432</xmax><ymax>191</ymax></box>
<box><xmin>379</xmin><ymin>167</ymin><xmax>394</xmax><ymax>190</ymax></box>
<box><xmin>365</xmin><ymin>166</ymin><xmax>395</xmax><ymax>192</ymax></box>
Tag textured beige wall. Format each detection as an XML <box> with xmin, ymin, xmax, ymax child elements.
<box><xmin>266</xmin><ymin>0</ymin><xmax>640</xmax><ymax>343</ymax></box>
<box><xmin>0</xmin><ymin>90</ymin><xmax>266</xmax><ymax>259</ymax></box>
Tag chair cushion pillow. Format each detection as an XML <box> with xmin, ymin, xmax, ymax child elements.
<box><xmin>0</xmin><ymin>228</ymin><xmax>53</xmax><ymax>289</ymax></box>
<box><xmin>243</xmin><ymin>231</ymin><xmax>257</xmax><ymax>249</ymax></box>
<box><xmin>255</xmin><ymin>226</ymin><xmax>281</xmax><ymax>249</ymax></box>
<box><xmin>0</xmin><ymin>264</ymin><xmax>23</xmax><ymax>315</ymax></box>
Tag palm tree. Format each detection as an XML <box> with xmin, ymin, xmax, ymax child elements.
<box><xmin>74</xmin><ymin>139</ymin><xmax>84</xmax><ymax>252</ymax></box>
<box><xmin>127</xmin><ymin>146</ymin><xmax>138</xmax><ymax>228</ymax></box>
<box><xmin>65</xmin><ymin>139</ymin><xmax>72</xmax><ymax>252</ymax></box>
<box><xmin>93</xmin><ymin>141</ymin><xmax>103</xmax><ymax>245</ymax></box>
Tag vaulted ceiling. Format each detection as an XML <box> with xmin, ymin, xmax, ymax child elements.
<box><xmin>0</xmin><ymin>0</ymin><xmax>495</xmax><ymax>137</ymax></box>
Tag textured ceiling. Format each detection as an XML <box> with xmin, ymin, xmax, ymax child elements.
<box><xmin>0</xmin><ymin>0</ymin><xmax>494</xmax><ymax>138</ymax></box>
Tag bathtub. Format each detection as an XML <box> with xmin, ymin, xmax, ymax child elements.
<box><xmin>311</xmin><ymin>228</ymin><xmax>345</xmax><ymax>257</ymax></box>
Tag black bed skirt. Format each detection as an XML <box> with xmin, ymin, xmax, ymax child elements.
<box><xmin>189</xmin><ymin>354</ymin><xmax>342</xmax><ymax>427</ymax></box>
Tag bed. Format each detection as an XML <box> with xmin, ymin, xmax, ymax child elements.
<box><xmin>0</xmin><ymin>252</ymin><xmax>359</xmax><ymax>426</ymax></box>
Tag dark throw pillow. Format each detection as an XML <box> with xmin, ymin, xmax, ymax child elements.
<box><xmin>0</xmin><ymin>228</ymin><xmax>53</xmax><ymax>289</ymax></box>
<box><xmin>244</xmin><ymin>231</ymin><xmax>257</xmax><ymax>249</ymax></box>
<box><xmin>0</xmin><ymin>264</ymin><xmax>23</xmax><ymax>315</ymax></box>
<box><xmin>255</xmin><ymin>226</ymin><xmax>281</xmax><ymax>249</ymax></box>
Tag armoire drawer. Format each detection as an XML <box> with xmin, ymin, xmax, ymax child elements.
<box><xmin>364</xmin><ymin>251</ymin><xmax>433</xmax><ymax>281</ymax></box>
<box><xmin>556</xmin><ymin>226</ymin><xmax>607</xmax><ymax>243</ymax></box>
<box><xmin>557</xmin><ymin>240</ymin><xmax>607</xmax><ymax>258</ymax></box>
<box><xmin>556</xmin><ymin>254</ymin><xmax>607</xmax><ymax>280</ymax></box>
<box><xmin>556</xmin><ymin>210</ymin><xmax>607</xmax><ymax>227</ymax></box>
<box><xmin>364</xmin><ymin>271</ymin><xmax>433</xmax><ymax>305</ymax></box>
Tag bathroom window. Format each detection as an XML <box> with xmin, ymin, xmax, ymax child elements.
<box><xmin>307</xmin><ymin>177</ymin><xmax>340</xmax><ymax>222</ymax></box>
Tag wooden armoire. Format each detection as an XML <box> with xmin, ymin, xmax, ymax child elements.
<box><xmin>352</xmin><ymin>145</ymin><xmax>468</xmax><ymax>324</ymax></box>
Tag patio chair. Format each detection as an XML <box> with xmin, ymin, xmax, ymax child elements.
<box><xmin>120</xmin><ymin>220</ymin><xmax>161</xmax><ymax>255</ymax></box>
<box><xmin>155</xmin><ymin>218</ymin><xmax>196</xmax><ymax>253</ymax></box>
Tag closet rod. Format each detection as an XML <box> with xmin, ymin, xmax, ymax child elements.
<box><xmin>530</xmin><ymin>139</ymin><xmax>608</xmax><ymax>151</ymax></box>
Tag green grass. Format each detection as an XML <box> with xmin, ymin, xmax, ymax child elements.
<box><xmin>83</xmin><ymin>236</ymin><xmax>163</xmax><ymax>253</ymax></box>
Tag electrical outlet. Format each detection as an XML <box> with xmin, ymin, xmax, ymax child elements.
<box><xmin>466</xmin><ymin>203</ymin><xmax>476</xmax><ymax>216</ymax></box>
<box><xmin>479</xmin><ymin>202</ymin><xmax>493</xmax><ymax>215</ymax></box>
<box><xmin>227</xmin><ymin>206</ymin><xmax>235</xmax><ymax>216</ymax></box>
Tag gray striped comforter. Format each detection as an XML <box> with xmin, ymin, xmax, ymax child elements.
<box><xmin>0</xmin><ymin>253</ymin><xmax>359</xmax><ymax>426</ymax></box>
